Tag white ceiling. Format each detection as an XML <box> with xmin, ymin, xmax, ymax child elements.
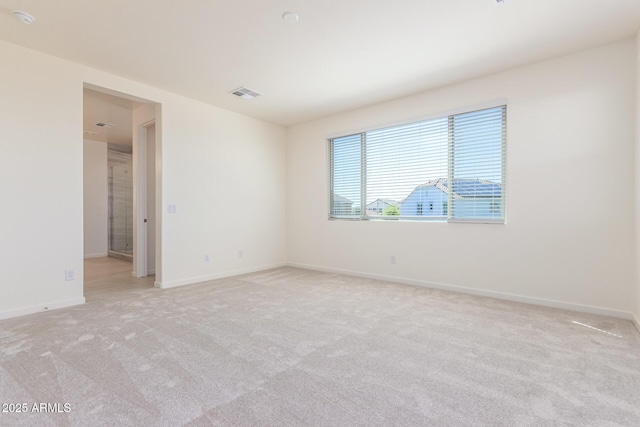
<box><xmin>83</xmin><ymin>89</ymin><xmax>135</xmax><ymax>146</ymax></box>
<box><xmin>1</xmin><ymin>1</ymin><xmax>639</xmax><ymax>126</ymax></box>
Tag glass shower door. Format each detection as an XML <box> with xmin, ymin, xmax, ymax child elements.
<box><xmin>109</xmin><ymin>161</ymin><xmax>133</xmax><ymax>256</ymax></box>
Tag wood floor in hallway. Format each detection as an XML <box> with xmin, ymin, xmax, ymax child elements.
<box><xmin>84</xmin><ymin>256</ymin><xmax>155</xmax><ymax>301</ymax></box>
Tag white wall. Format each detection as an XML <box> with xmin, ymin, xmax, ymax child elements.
<box><xmin>83</xmin><ymin>139</ymin><xmax>108</xmax><ymax>258</ymax></box>
<box><xmin>0</xmin><ymin>42</ymin><xmax>84</xmax><ymax>317</ymax></box>
<box><xmin>0</xmin><ymin>40</ymin><xmax>287</xmax><ymax>317</ymax></box>
<box><xmin>287</xmin><ymin>38</ymin><xmax>637</xmax><ymax>317</ymax></box>
<box><xmin>159</xmin><ymin>95</ymin><xmax>287</xmax><ymax>287</ymax></box>
<box><xmin>635</xmin><ymin>31</ymin><xmax>640</xmax><ymax>329</ymax></box>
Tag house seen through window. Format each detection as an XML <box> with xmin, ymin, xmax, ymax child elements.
<box><xmin>329</xmin><ymin>105</ymin><xmax>506</xmax><ymax>222</ymax></box>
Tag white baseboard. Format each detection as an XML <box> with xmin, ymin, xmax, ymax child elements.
<box><xmin>83</xmin><ymin>253</ymin><xmax>108</xmax><ymax>259</ymax></box>
<box><xmin>155</xmin><ymin>263</ymin><xmax>287</xmax><ymax>289</ymax></box>
<box><xmin>633</xmin><ymin>315</ymin><xmax>640</xmax><ymax>335</ymax></box>
<box><xmin>287</xmin><ymin>262</ymin><xmax>634</xmax><ymax>321</ymax></box>
<box><xmin>0</xmin><ymin>297</ymin><xmax>85</xmax><ymax>321</ymax></box>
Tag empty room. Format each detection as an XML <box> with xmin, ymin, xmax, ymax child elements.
<box><xmin>1</xmin><ymin>1</ymin><xmax>640</xmax><ymax>426</ymax></box>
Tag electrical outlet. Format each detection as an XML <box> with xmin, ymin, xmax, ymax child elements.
<box><xmin>65</xmin><ymin>269</ymin><xmax>75</xmax><ymax>281</ymax></box>
<box><xmin>204</xmin><ymin>254</ymin><xmax>210</xmax><ymax>263</ymax></box>
<box><xmin>238</xmin><ymin>250</ymin><xmax>244</xmax><ymax>258</ymax></box>
<box><xmin>390</xmin><ymin>255</ymin><xmax>396</xmax><ymax>265</ymax></box>
<box><xmin>167</xmin><ymin>204</ymin><xmax>177</xmax><ymax>214</ymax></box>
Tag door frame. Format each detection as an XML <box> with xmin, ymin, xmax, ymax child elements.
<box><xmin>82</xmin><ymin>82</ymin><xmax>162</xmax><ymax>286</ymax></box>
<box><xmin>134</xmin><ymin>119</ymin><xmax>156</xmax><ymax>278</ymax></box>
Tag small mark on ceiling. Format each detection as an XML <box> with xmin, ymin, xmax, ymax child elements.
<box><xmin>282</xmin><ymin>12</ymin><xmax>299</xmax><ymax>23</ymax></box>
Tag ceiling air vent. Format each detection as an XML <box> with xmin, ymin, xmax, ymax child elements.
<box><xmin>95</xmin><ymin>122</ymin><xmax>116</xmax><ymax>128</ymax></box>
<box><xmin>230</xmin><ymin>87</ymin><xmax>261</xmax><ymax>100</ymax></box>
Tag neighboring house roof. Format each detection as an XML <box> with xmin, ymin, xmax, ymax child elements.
<box><xmin>366</xmin><ymin>198</ymin><xmax>399</xmax><ymax>216</ymax></box>
<box><xmin>402</xmin><ymin>178</ymin><xmax>502</xmax><ymax>202</ymax></box>
<box><xmin>366</xmin><ymin>198</ymin><xmax>397</xmax><ymax>208</ymax></box>
<box><xmin>332</xmin><ymin>194</ymin><xmax>353</xmax><ymax>205</ymax></box>
<box><xmin>449</xmin><ymin>178</ymin><xmax>502</xmax><ymax>198</ymax></box>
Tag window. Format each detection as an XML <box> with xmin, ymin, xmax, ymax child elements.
<box><xmin>490</xmin><ymin>201</ymin><xmax>500</xmax><ymax>215</ymax></box>
<box><xmin>329</xmin><ymin>105</ymin><xmax>506</xmax><ymax>222</ymax></box>
<box><xmin>329</xmin><ymin>134</ymin><xmax>362</xmax><ymax>218</ymax></box>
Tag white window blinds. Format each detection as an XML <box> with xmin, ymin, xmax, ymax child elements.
<box><xmin>450</xmin><ymin>107</ymin><xmax>506</xmax><ymax>221</ymax></box>
<box><xmin>329</xmin><ymin>134</ymin><xmax>362</xmax><ymax>218</ymax></box>
<box><xmin>329</xmin><ymin>105</ymin><xmax>506</xmax><ymax>222</ymax></box>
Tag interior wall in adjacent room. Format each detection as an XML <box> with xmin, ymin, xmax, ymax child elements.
<box><xmin>83</xmin><ymin>139</ymin><xmax>108</xmax><ymax>258</ymax></box>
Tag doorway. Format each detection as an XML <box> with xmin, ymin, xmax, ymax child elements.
<box><xmin>82</xmin><ymin>85</ymin><xmax>160</xmax><ymax>299</ymax></box>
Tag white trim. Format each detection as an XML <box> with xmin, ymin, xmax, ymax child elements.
<box><xmin>154</xmin><ymin>263</ymin><xmax>287</xmax><ymax>289</ymax></box>
<box><xmin>0</xmin><ymin>297</ymin><xmax>85</xmax><ymax>321</ymax></box>
<box><xmin>633</xmin><ymin>315</ymin><xmax>640</xmax><ymax>335</ymax></box>
<box><xmin>287</xmin><ymin>262</ymin><xmax>634</xmax><ymax>320</ymax></box>
<box><xmin>133</xmin><ymin>122</ymin><xmax>148</xmax><ymax>278</ymax></box>
<box><xmin>447</xmin><ymin>219</ymin><xmax>505</xmax><ymax>225</ymax></box>
<box><xmin>152</xmin><ymin>105</ymin><xmax>162</xmax><ymax>285</ymax></box>
<box><xmin>83</xmin><ymin>253</ymin><xmax>108</xmax><ymax>259</ymax></box>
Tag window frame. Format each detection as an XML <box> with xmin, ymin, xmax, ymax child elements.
<box><xmin>328</xmin><ymin>102</ymin><xmax>507</xmax><ymax>224</ymax></box>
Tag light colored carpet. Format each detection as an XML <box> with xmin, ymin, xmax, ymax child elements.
<box><xmin>1</xmin><ymin>267</ymin><xmax>639</xmax><ymax>426</ymax></box>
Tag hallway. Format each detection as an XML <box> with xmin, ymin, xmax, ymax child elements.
<box><xmin>84</xmin><ymin>256</ymin><xmax>154</xmax><ymax>301</ymax></box>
